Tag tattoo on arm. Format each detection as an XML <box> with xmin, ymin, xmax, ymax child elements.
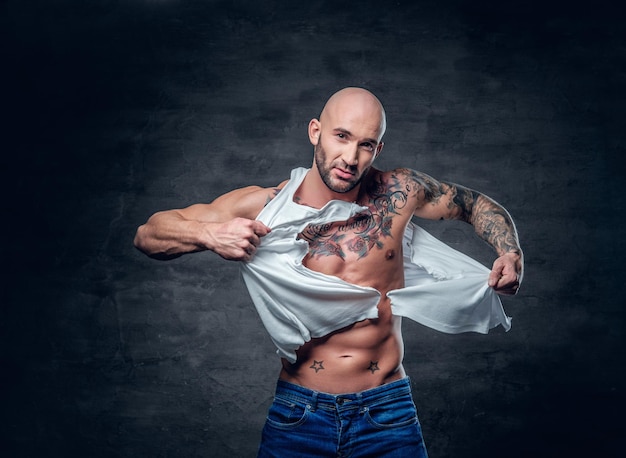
<box><xmin>441</xmin><ymin>182</ymin><xmax>520</xmax><ymax>255</ymax></box>
<box><xmin>399</xmin><ymin>169</ymin><xmax>445</xmax><ymax>204</ymax></box>
<box><xmin>264</xmin><ymin>188</ymin><xmax>281</xmax><ymax>206</ymax></box>
<box><xmin>471</xmin><ymin>194</ymin><xmax>521</xmax><ymax>255</ymax></box>
<box><xmin>450</xmin><ymin>186</ymin><xmax>477</xmax><ymax>222</ymax></box>
<box><xmin>394</xmin><ymin>168</ymin><xmax>520</xmax><ymax>256</ymax></box>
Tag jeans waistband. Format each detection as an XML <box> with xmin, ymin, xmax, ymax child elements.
<box><xmin>274</xmin><ymin>377</ymin><xmax>412</xmax><ymax>411</ymax></box>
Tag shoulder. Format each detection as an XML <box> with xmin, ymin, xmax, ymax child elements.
<box><xmin>222</xmin><ymin>181</ymin><xmax>288</xmax><ymax>218</ymax></box>
<box><xmin>232</xmin><ymin>184</ymin><xmax>282</xmax><ymax>201</ymax></box>
<box><xmin>364</xmin><ymin>168</ymin><xmax>444</xmax><ymax>197</ymax></box>
<box><xmin>186</xmin><ymin>180</ymin><xmax>288</xmax><ymax>222</ymax></box>
<box><xmin>388</xmin><ymin>168</ymin><xmax>440</xmax><ymax>188</ymax></box>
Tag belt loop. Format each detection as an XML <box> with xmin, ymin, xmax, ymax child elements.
<box><xmin>309</xmin><ymin>391</ymin><xmax>318</xmax><ymax>412</ymax></box>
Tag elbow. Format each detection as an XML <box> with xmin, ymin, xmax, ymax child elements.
<box><xmin>133</xmin><ymin>223</ymin><xmax>181</xmax><ymax>260</ymax></box>
<box><xmin>133</xmin><ymin>225</ymin><xmax>147</xmax><ymax>252</ymax></box>
<box><xmin>133</xmin><ymin>224</ymin><xmax>154</xmax><ymax>256</ymax></box>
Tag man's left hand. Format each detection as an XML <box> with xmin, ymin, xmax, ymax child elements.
<box><xmin>488</xmin><ymin>252</ymin><xmax>523</xmax><ymax>296</ymax></box>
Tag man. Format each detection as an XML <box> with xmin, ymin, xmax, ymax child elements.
<box><xmin>134</xmin><ymin>87</ymin><xmax>523</xmax><ymax>457</ymax></box>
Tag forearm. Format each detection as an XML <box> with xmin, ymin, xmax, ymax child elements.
<box><xmin>420</xmin><ymin>177</ymin><xmax>523</xmax><ymax>291</ymax></box>
<box><xmin>134</xmin><ymin>211</ymin><xmax>215</xmax><ymax>260</ymax></box>
<box><xmin>470</xmin><ymin>194</ymin><xmax>522</xmax><ymax>258</ymax></box>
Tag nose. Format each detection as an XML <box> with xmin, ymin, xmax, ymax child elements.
<box><xmin>341</xmin><ymin>143</ymin><xmax>359</xmax><ymax>167</ymax></box>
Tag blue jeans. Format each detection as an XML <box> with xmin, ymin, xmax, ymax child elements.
<box><xmin>257</xmin><ymin>378</ymin><xmax>428</xmax><ymax>457</ymax></box>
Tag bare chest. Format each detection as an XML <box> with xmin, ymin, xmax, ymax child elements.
<box><xmin>292</xmin><ymin>169</ymin><xmax>419</xmax><ymax>286</ymax></box>
<box><xmin>297</xmin><ymin>203</ymin><xmax>411</xmax><ymax>289</ymax></box>
<box><xmin>298</xmin><ymin>209</ymin><xmax>397</xmax><ymax>260</ymax></box>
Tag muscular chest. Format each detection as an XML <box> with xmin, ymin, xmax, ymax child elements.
<box><xmin>298</xmin><ymin>209</ymin><xmax>396</xmax><ymax>261</ymax></box>
<box><xmin>297</xmin><ymin>206</ymin><xmax>409</xmax><ymax>289</ymax></box>
<box><xmin>293</xmin><ymin>170</ymin><xmax>416</xmax><ymax>282</ymax></box>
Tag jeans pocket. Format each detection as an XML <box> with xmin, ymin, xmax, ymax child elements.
<box><xmin>265</xmin><ymin>396</ymin><xmax>310</xmax><ymax>430</ymax></box>
<box><xmin>365</xmin><ymin>395</ymin><xmax>419</xmax><ymax>430</ymax></box>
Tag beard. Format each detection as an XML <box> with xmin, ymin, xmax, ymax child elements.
<box><xmin>314</xmin><ymin>141</ymin><xmax>368</xmax><ymax>194</ymax></box>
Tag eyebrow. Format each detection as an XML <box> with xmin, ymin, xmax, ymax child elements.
<box><xmin>333</xmin><ymin>127</ymin><xmax>378</xmax><ymax>145</ymax></box>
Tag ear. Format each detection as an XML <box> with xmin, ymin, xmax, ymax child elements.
<box><xmin>374</xmin><ymin>141</ymin><xmax>384</xmax><ymax>159</ymax></box>
<box><xmin>308</xmin><ymin>118</ymin><xmax>321</xmax><ymax>146</ymax></box>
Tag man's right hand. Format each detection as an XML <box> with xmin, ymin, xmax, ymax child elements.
<box><xmin>135</xmin><ymin>185</ymin><xmax>280</xmax><ymax>260</ymax></box>
<box><xmin>207</xmin><ymin>218</ymin><xmax>271</xmax><ymax>262</ymax></box>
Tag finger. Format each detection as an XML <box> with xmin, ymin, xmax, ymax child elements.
<box><xmin>498</xmin><ymin>271</ymin><xmax>516</xmax><ymax>285</ymax></box>
<box><xmin>494</xmin><ymin>273</ymin><xmax>520</xmax><ymax>294</ymax></box>
<box><xmin>240</xmin><ymin>244</ymin><xmax>256</xmax><ymax>262</ymax></box>
<box><xmin>251</xmin><ymin>221</ymin><xmax>272</xmax><ymax>237</ymax></box>
<box><xmin>247</xmin><ymin>233</ymin><xmax>261</xmax><ymax>247</ymax></box>
<box><xmin>488</xmin><ymin>266</ymin><xmax>503</xmax><ymax>287</ymax></box>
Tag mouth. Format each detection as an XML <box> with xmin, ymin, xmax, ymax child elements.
<box><xmin>333</xmin><ymin>167</ymin><xmax>356</xmax><ymax>180</ymax></box>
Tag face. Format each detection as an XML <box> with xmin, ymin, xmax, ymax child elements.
<box><xmin>314</xmin><ymin>134</ymin><xmax>375</xmax><ymax>193</ymax></box>
<box><xmin>310</xmin><ymin>90</ymin><xmax>385</xmax><ymax>194</ymax></box>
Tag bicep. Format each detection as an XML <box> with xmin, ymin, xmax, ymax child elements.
<box><xmin>178</xmin><ymin>185</ymin><xmax>277</xmax><ymax>223</ymax></box>
<box><xmin>409</xmin><ymin>173</ymin><xmax>477</xmax><ymax>222</ymax></box>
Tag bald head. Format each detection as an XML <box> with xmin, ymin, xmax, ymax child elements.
<box><xmin>320</xmin><ymin>87</ymin><xmax>387</xmax><ymax>140</ymax></box>
<box><xmin>306</xmin><ymin>88</ymin><xmax>386</xmax><ymax>195</ymax></box>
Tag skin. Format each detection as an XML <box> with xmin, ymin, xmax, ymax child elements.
<box><xmin>134</xmin><ymin>87</ymin><xmax>523</xmax><ymax>394</ymax></box>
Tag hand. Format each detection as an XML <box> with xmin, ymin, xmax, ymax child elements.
<box><xmin>208</xmin><ymin>218</ymin><xmax>271</xmax><ymax>262</ymax></box>
<box><xmin>488</xmin><ymin>251</ymin><xmax>523</xmax><ymax>296</ymax></box>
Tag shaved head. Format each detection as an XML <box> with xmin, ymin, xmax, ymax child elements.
<box><xmin>306</xmin><ymin>88</ymin><xmax>387</xmax><ymax>196</ymax></box>
<box><xmin>320</xmin><ymin>87</ymin><xmax>387</xmax><ymax>140</ymax></box>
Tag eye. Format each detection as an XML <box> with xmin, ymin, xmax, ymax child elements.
<box><xmin>337</xmin><ymin>133</ymin><xmax>346</xmax><ymax>139</ymax></box>
<box><xmin>361</xmin><ymin>142</ymin><xmax>374</xmax><ymax>151</ymax></box>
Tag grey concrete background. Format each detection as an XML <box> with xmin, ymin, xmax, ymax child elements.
<box><xmin>2</xmin><ymin>0</ymin><xmax>624</xmax><ymax>456</ymax></box>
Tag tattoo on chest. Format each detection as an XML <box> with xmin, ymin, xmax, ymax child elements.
<box><xmin>299</xmin><ymin>175</ymin><xmax>409</xmax><ymax>260</ymax></box>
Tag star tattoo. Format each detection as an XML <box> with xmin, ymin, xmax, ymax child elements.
<box><xmin>367</xmin><ymin>361</ymin><xmax>380</xmax><ymax>374</ymax></box>
<box><xmin>310</xmin><ymin>360</ymin><xmax>325</xmax><ymax>373</ymax></box>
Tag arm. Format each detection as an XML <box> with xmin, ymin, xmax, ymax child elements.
<box><xmin>463</xmin><ymin>191</ymin><xmax>523</xmax><ymax>295</ymax></box>
<box><xmin>406</xmin><ymin>169</ymin><xmax>524</xmax><ymax>295</ymax></box>
<box><xmin>134</xmin><ymin>185</ymin><xmax>280</xmax><ymax>261</ymax></box>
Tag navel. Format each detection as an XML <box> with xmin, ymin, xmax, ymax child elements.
<box><xmin>385</xmin><ymin>249</ymin><xmax>395</xmax><ymax>260</ymax></box>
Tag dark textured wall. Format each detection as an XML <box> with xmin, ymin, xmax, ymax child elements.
<box><xmin>2</xmin><ymin>0</ymin><xmax>624</xmax><ymax>457</ymax></box>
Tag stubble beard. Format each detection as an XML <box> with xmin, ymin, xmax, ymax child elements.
<box><xmin>314</xmin><ymin>142</ymin><xmax>367</xmax><ymax>194</ymax></box>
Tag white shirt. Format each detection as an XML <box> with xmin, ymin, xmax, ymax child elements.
<box><xmin>240</xmin><ymin>168</ymin><xmax>511</xmax><ymax>363</ymax></box>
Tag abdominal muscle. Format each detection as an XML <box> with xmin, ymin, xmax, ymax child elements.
<box><xmin>280</xmin><ymin>187</ymin><xmax>412</xmax><ymax>394</ymax></box>
<box><xmin>279</xmin><ymin>297</ymin><xmax>406</xmax><ymax>394</ymax></box>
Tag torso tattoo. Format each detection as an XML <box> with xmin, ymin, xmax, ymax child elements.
<box><xmin>297</xmin><ymin>172</ymin><xmax>414</xmax><ymax>260</ymax></box>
